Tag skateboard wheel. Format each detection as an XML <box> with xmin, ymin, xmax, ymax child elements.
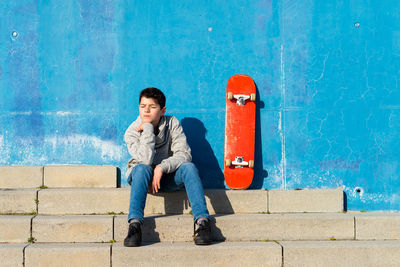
<box><xmin>227</xmin><ymin>92</ymin><xmax>233</xmax><ymax>100</ymax></box>
<box><xmin>250</xmin><ymin>93</ymin><xmax>256</xmax><ymax>101</ymax></box>
<box><xmin>225</xmin><ymin>159</ymin><xmax>232</xmax><ymax>167</ymax></box>
<box><xmin>249</xmin><ymin>160</ymin><xmax>254</xmax><ymax>168</ymax></box>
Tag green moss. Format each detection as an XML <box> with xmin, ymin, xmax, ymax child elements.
<box><xmin>37</xmin><ymin>185</ymin><xmax>48</xmax><ymax>189</ymax></box>
<box><xmin>28</xmin><ymin>237</ymin><xmax>36</xmax><ymax>243</ymax></box>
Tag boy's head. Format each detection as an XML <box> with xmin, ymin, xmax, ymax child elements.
<box><xmin>138</xmin><ymin>87</ymin><xmax>166</xmax><ymax>126</ymax></box>
<box><xmin>139</xmin><ymin>87</ymin><xmax>166</xmax><ymax>109</ymax></box>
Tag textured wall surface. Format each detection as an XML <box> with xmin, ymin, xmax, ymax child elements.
<box><xmin>0</xmin><ymin>0</ymin><xmax>399</xmax><ymax>210</ymax></box>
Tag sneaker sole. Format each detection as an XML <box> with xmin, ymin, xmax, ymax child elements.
<box><xmin>194</xmin><ymin>239</ymin><xmax>212</xmax><ymax>246</ymax></box>
<box><xmin>124</xmin><ymin>240</ymin><xmax>141</xmax><ymax>247</ymax></box>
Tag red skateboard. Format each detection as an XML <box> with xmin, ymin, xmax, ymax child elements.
<box><xmin>224</xmin><ymin>74</ymin><xmax>256</xmax><ymax>189</ymax></box>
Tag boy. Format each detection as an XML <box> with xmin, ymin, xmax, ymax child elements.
<box><xmin>123</xmin><ymin>87</ymin><xmax>212</xmax><ymax>247</ymax></box>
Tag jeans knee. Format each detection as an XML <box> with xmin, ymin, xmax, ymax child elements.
<box><xmin>130</xmin><ymin>164</ymin><xmax>153</xmax><ymax>184</ymax></box>
<box><xmin>180</xmin><ymin>162</ymin><xmax>198</xmax><ymax>173</ymax></box>
<box><xmin>134</xmin><ymin>164</ymin><xmax>153</xmax><ymax>174</ymax></box>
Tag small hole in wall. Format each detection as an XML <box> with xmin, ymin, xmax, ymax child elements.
<box><xmin>354</xmin><ymin>187</ymin><xmax>364</xmax><ymax>196</ymax></box>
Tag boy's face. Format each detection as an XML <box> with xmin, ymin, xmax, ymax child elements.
<box><xmin>139</xmin><ymin>97</ymin><xmax>166</xmax><ymax>126</ymax></box>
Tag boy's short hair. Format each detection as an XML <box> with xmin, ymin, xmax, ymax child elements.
<box><xmin>139</xmin><ymin>87</ymin><xmax>166</xmax><ymax>109</ymax></box>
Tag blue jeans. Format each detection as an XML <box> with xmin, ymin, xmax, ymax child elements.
<box><xmin>127</xmin><ymin>163</ymin><xmax>210</xmax><ymax>223</ymax></box>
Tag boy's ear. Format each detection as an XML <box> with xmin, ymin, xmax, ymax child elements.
<box><xmin>161</xmin><ymin>107</ymin><xmax>166</xmax><ymax>116</ymax></box>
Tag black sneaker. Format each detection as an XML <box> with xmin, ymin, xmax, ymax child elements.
<box><xmin>124</xmin><ymin>222</ymin><xmax>142</xmax><ymax>247</ymax></box>
<box><xmin>193</xmin><ymin>219</ymin><xmax>212</xmax><ymax>245</ymax></box>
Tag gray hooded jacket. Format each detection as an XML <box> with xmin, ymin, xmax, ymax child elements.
<box><xmin>124</xmin><ymin>115</ymin><xmax>192</xmax><ymax>181</ymax></box>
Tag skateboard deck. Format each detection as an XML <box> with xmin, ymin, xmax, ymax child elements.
<box><xmin>224</xmin><ymin>74</ymin><xmax>256</xmax><ymax>189</ymax></box>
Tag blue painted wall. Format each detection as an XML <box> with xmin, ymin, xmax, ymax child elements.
<box><xmin>1</xmin><ymin>0</ymin><xmax>399</xmax><ymax>211</ymax></box>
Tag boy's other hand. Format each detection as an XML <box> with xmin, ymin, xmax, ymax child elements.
<box><xmin>151</xmin><ymin>165</ymin><xmax>163</xmax><ymax>193</ymax></box>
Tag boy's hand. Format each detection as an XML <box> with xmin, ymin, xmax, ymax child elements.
<box><xmin>136</xmin><ymin>123</ymin><xmax>144</xmax><ymax>132</ymax></box>
<box><xmin>151</xmin><ymin>165</ymin><xmax>163</xmax><ymax>193</ymax></box>
<box><xmin>136</xmin><ymin>121</ymin><xmax>153</xmax><ymax>132</ymax></box>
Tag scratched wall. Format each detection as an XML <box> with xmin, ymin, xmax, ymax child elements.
<box><xmin>0</xmin><ymin>1</ymin><xmax>399</xmax><ymax>211</ymax></box>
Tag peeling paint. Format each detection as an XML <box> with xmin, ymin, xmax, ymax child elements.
<box><xmin>46</xmin><ymin>134</ymin><xmax>122</xmax><ymax>162</ymax></box>
<box><xmin>319</xmin><ymin>159</ymin><xmax>361</xmax><ymax>172</ymax></box>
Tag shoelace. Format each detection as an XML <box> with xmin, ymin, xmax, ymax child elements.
<box><xmin>129</xmin><ymin>223</ymin><xmax>139</xmax><ymax>236</ymax></box>
<box><xmin>193</xmin><ymin>221</ymin><xmax>210</xmax><ymax>237</ymax></box>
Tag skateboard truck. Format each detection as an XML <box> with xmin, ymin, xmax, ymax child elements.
<box><xmin>227</xmin><ymin>92</ymin><xmax>256</xmax><ymax>106</ymax></box>
<box><xmin>225</xmin><ymin>156</ymin><xmax>254</xmax><ymax>168</ymax></box>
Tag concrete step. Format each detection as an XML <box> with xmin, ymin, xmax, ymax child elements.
<box><xmin>0</xmin><ymin>215</ymin><xmax>32</xmax><ymax>243</ymax></box>
<box><xmin>0</xmin><ymin>189</ymin><xmax>37</xmax><ymax>214</ymax></box>
<box><xmin>32</xmin><ymin>215</ymin><xmax>113</xmax><ymax>243</ymax></box>
<box><xmin>1</xmin><ymin>184</ymin><xmax>343</xmax><ymax>215</ymax></box>
<box><xmin>355</xmin><ymin>212</ymin><xmax>400</xmax><ymax>240</ymax></box>
<box><xmin>17</xmin><ymin>213</ymin><xmax>356</xmax><ymax>243</ymax></box>
<box><xmin>2</xmin><ymin>213</ymin><xmax>399</xmax><ymax>243</ymax></box>
<box><xmin>2</xmin><ymin>241</ymin><xmax>400</xmax><ymax>267</ymax></box>
<box><xmin>268</xmin><ymin>188</ymin><xmax>343</xmax><ymax>213</ymax></box>
<box><xmin>0</xmin><ymin>244</ymin><xmax>27</xmax><ymax>267</ymax></box>
<box><xmin>282</xmin><ymin>240</ymin><xmax>400</xmax><ymax>267</ymax></box>
<box><xmin>34</xmin><ymin>188</ymin><xmax>342</xmax><ymax>215</ymax></box>
<box><xmin>0</xmin><ymin>166</ymin><xmax>43</xmax><ymax>189</ymax></box>
<box><xmin>114</xmin><ymin>213</ymin><xmax>355</xmax><ymax>243</ymax></box>
<box><xmin>36</xmin><ymin>188</ymin><xmax>269</xmax><ymax>215</ymax></box>
<box><xmin>2</xmin><ymin>242</ymin><xmax>282</xmax><ymax>267</ymax></box>
<box><xmin>43</xmin><ymin>165</ymin><xmax>117</xmax><ymax>188</ymax></box>
<box><xmin>112</xmin><ymin>242</ymin><xmax>282</xmax><ymax>267</ymax></box>
<box><xmin>0</xmin><ymin>165</ymin><xmax>117</xmax><ymax>189</ymax></box>
<box><xmin>24</xmin><ymin>243</ymin><xmax>111</xmax><ymax>267</ymax></box>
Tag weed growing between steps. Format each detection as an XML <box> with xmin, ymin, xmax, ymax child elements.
<box><xmin>37</xmin><ymin>186</ymin><xmax>48</xmax><ymax>189</ymax></box>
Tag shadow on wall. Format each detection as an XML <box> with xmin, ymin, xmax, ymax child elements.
<box><xmin>181</xmin><ymin>118</ymin><xmax>225</xmax><ymax>189</ymax></box>
<box><xmin>249</xmin><ymin>84</ymin><xmax>269</xmax><ymax>189</ymax></box>
<box><xmin>181</xmin><ymin>84</ymin><xmax>268</xmax><ymax>190</ymax></box>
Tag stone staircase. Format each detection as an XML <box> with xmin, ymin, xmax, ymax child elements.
<box><xmin>1</xmin><ymin>165</ymin><xmax>400</xmax><ymax>267</ymax></box>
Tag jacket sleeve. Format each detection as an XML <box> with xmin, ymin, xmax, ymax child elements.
<box><xmin>124</xmin><ymin>122</ymin><xmax>156</xmax><ymax>166</ymax></box>
<box><xmin>159</xmin><ymin>117</ymin><xmax>192</xmax><ymax>173</ymax></box>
